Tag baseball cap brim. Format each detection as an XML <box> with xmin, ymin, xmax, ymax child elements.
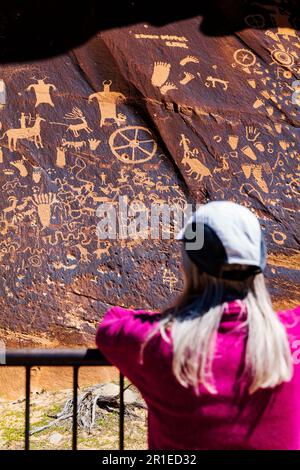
<box><xmin>175</xmin><ymin>201</ymin><xmax>266</xmax><ymax>279</ymax></box>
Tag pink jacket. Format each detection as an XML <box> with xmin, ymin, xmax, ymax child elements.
<box><xmin>96</xmin><ymin>302</ymin><xmax>300</xmax><ymax>450</ymax></box>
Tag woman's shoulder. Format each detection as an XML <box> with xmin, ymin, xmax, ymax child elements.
<box><xmin>102</xmin><ymin>305</ymin><xmax>163</xmax><ymax>330</ymax></box>
<box><xmin>277</xmin><ymin>305</ymin><xmax>300</xmax><ymax>330</ymax></box>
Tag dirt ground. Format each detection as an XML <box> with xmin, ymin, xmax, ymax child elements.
<box><xmin>0</xmin><ymin>383</ymin><xmax>147</xmax><ymax>450</ymax></box>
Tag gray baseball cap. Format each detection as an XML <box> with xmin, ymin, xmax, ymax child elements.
<box><xmin>176</xmin><ymin>201</ymin><xmax>267</xmax><ymax>280</ymax></box>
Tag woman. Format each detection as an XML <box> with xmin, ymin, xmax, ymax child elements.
<box><xmin>96</xmin><ymin>200</ymin><xmax>300</xmax><ymax>450</ymax></box>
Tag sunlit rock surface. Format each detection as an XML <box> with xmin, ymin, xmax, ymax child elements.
<box><xmin>0</xmin><ymin>1</ymin><xmax>299</xmax><ymax>348</ymax></box>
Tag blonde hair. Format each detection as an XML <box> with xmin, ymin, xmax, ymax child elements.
<box><xmin>141</xmin><ymin>251</ymin><xmax>293</xmax><ymax>395</ymax></box>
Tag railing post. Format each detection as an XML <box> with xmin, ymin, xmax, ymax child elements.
<box><xmin>25</xmin><ymin>366</ymin><xmax>31</xmax><ymax>451</ymax></box>
<box><xmin>1</xmin><ymin>349</ymin><xmax>117</xmax><ymax>450</ymax></box>
<box><xmin>72</xmin><ymin>365</ymin><xmax>79</xmax><ymax>451</ymax></box>
<box><xmin>119</xmin><ymin>372</ymin><xmax>124</xmax><ymax>450</ymax></box>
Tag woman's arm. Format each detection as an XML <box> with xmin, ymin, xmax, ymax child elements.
<box><xmin>95</xmin><ymin>306</ymin><xmax>159</xmax><ymax>380</ymax></box>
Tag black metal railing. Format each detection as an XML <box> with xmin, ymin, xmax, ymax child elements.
<box><xmin>0</xmin><ymin>348</ymin><xmax>124</xmax><ymax>451</ymax></box>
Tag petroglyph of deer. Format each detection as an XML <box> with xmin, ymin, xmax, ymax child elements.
<box><xmin>64</xmin><ymin>108</ymin><xmax>92</xmax><ymax>137</ymax></box>
<box><xmin>0</xmin><ymin>115</ymin><xmax>45</xmax><ymax>151</ymax></box>
<box><xmin>180</xmin><ymin>134</ymin><xmax>212</xmax><ymax>181</ymax></box>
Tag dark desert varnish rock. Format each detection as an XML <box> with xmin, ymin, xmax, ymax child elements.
<box><xmin>0</xmin><ymin>0</ymin><xmax>299</xmax><ymax>349</ymax></box>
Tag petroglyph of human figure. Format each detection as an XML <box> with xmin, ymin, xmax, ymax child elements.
<box><xmin>0</xmin><ymin>79</ymin><xmax>6</xmax><ymax>109</ymax></box>
<box><xmin>100</xmin><ymin>172</ymin><xmax>107</xmax><ymax>185</ymax></box>
<box><xmin>214</xmin><ymin>154</ymin><xmax>230</xmax><ymax>173</ymax></box>
<box><xmin>0</xmin><ymin>114</ymin><xmax>45</xmax><ymax>151</ymax></box>
<box><xmin>25</xmin><ymin>77</ymin><xmax>57</xmax><ymax>108</ymax></box>
<box><xmin>19</xmin><ymin>112</ymin><xmax>32</xmax><ymax>129</ymax></box>
<box><xmin>19</xmin><ymin>113</ymin><xmax>27</xmax><ymax>128</ymax></box>
<box><xmin>88</xmin><ymin>80</ymin><xmax>126</xmax><ymax>127</ymax></box>
<box><xmin>180</xmin><ymin>134</ymin><xmax>212</xmax><ymax>181</ymax></box>
<box><xmin>163</xmin><ymin>268</ymin><xmax>177</xmax><ymax>292</ymax></box>
<box><xmin>56</xmin><ymin>147</ymin><xmax>66</xmax><ymax>168</ymax></box>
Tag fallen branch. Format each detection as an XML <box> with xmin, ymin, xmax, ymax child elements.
<box><xmin>30</xmin><ymin>383</ymin><xmax>145</xmax><ymax>436</ymax></box>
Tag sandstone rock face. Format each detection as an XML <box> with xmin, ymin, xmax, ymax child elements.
<box><xmin>0</xmin><ymin>1</ymin><xmax>299</xmax><ymax>348</ymax></box>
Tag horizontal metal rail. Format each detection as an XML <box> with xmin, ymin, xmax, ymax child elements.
<box><xmin>2</xmin><ymin>348</ymin><xmax>109</xmax><ymax>366</ymax></box>
<box><xmin>0</xmin><ymin>348</ymin><xmax>124</xmax><ymax>451</ymax></box>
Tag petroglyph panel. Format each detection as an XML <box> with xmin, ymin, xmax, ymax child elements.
<box><xmin>0</xmin><ymin>0</ymin><xmax>299</xmax><ymax>348</ymax></box>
